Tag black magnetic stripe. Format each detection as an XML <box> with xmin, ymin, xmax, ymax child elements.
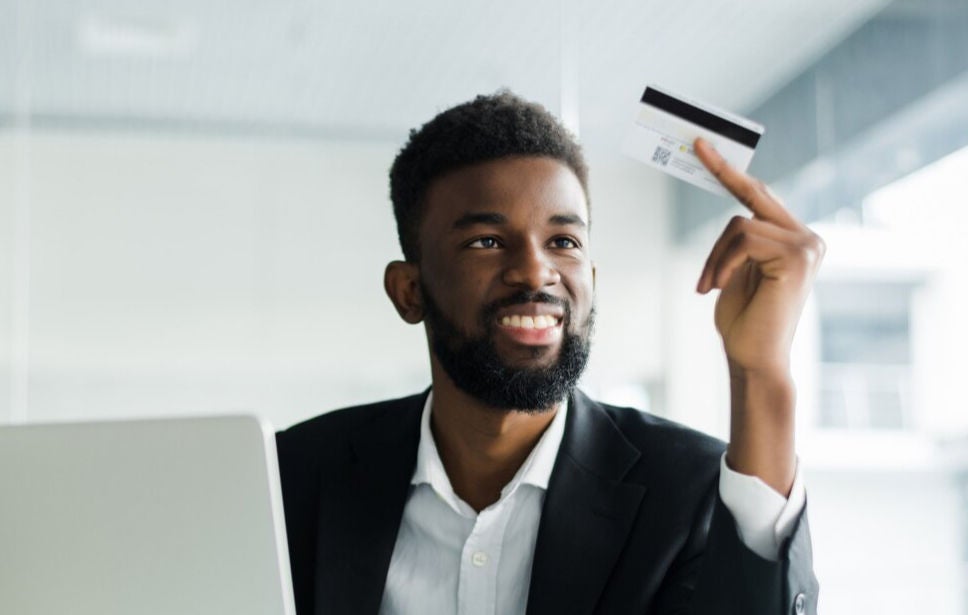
<box><xmin>641</xmin><ymin>88</ymin><xmax>761</xmax><ymax>149</ymax></box>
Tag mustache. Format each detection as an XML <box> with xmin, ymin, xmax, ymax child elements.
<box><xmin>481</xmin><ymin>291</ymin><xmax>571</xmax><ymax>321</ymax></box>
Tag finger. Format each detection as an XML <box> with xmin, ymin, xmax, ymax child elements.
<box><xmin>693</xmin><ymin>138</ymin><xmax>800</xmax><ymax>230</ymax></box>
<box><xmin>707</xmin><ymin>231</ymin><xmax>789</xmax><ymax>292</ymax></box>
<box><xmin>697</xmin><ymin>216</ymin><xmax>799</xmax><ymax>293</ymax></box>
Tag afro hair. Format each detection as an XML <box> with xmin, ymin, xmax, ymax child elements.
<box><xmin>388</xmin><ymin>91</ymin><xmax>588</xmax><ymax>262</ymax></box>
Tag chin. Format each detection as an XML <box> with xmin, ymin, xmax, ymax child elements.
<box><xmin>503</xmin><ymin>345</ymin><xmax>559</xmax><ymax>365</ymax></box>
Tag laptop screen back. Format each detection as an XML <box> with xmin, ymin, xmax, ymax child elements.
<box><xmin>0</xmin><ymin>415</ymin><xmax>296</xmax><ymax>615</ymax></box>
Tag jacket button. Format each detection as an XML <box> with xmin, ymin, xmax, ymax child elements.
<box><xmin>793</xmin><ymin>592</ymin><xmax>807</xmax><ymax>614</ymax></box>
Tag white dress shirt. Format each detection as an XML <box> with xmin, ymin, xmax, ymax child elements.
<box><xmin>379</xmin><ymin>392</ymin><xmax>805</xmax><ymax>615</ymax></box>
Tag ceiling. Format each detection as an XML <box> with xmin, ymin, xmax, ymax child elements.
<box><xmin>0</xmin><ymin>0</ymin><xmax>891</xmax><ymax>145</ymax></box>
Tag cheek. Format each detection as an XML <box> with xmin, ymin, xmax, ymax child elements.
<box><xmin>422</xmin><ymin>264</ymin><xmax>491</xmax><ymax>317</ymax></box>
<box><xmin>563</xmin><ymin>263</ymin><xmax>595</xmax><ymax>297</ymax></box>
<box><xmin>435</xmin><ymin>256</ymin><xmax>500</xmax><ymax>294</ymax></box>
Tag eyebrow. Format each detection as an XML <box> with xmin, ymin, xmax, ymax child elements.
<box><xmin>452</xmin><ymin>212</ymin><xmax>507</xmax><ymax>229</ymax></box>
<box><xmin>549</xmin><ymin>214</ymin><xmax>587</xmax><ymax>228</ymax></box>
<box><xmin>451</xmin><ymin>212</ymin><xmax>587</xmax><ymax>230</ymax></box>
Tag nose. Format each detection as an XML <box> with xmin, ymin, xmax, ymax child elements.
<box><xmin>502</xmin><ymin>242</ymin><xmax>560</xmax><ymax>290</ymax></box>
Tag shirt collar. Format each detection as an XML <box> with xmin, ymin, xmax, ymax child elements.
<box><xmin>411</xmin><ymin>390</ymin><xmax>568</xmax><ymax>512</ymax></box>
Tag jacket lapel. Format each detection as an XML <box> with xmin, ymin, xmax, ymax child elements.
<box><xmin>314</xmin><ymin>393</ymin><xmax>425</xmax><ymax>615</ymax></box>
<box><xmin>526</xmin><ymin>391</ymin><xmax>647</xmax><ymax>615</ymax></box>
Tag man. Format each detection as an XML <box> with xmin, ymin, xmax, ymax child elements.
<box><xmin>277</xmin><ymin>92</ymin><xmax>822</xmax><ymax>614</ymax></box>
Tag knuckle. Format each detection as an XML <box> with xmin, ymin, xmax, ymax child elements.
<box><xmin>792</xmin><ymin>243</ymin><xmax>822</xmax><ymax>270</ymax></box>
<box><xmin>727</xmin><ymin>215</ymin><xmax>747</xmax><ymax>231</ymax></box>
<box><xmin>799</xmin><ymin>232</ymin><xmax>827</xmax><ymax>264</ymax></box>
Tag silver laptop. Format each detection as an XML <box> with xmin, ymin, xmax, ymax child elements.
<box><xmin>0</xmin><ymin>415</ymin><xmax>296</xmax><ymax>615</ymax></box>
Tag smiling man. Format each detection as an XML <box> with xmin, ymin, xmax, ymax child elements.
<box><xmin>276</xmin><ymin>92</ymin><xmax>822</xmax><ymax>615</ymax></box>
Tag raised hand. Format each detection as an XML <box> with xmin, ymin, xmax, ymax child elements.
<box><xmin>693</xmin><ymin>137</ymin><xmax>825</xmax><ymax>494</ymax></box>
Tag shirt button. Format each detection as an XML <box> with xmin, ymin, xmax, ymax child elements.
<box><xmin>471</xmin><ymin>551</ymin><xmax>488</xmax><ymax>567</ymax></box>
<box><xmin>793</xmin><ymin>592</ymin><xmax>807</xmax><ymax>614</ymax></box>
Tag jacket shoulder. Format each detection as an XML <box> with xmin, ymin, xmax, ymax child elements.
<box><xmin>276</xmin><ymin>392</ymin><xmax>426</xmax><ymax>462</ymax></box>
<box><xmin>597</xmin><ymin>401</ymin><xmax>726</xmax><ymax>484</ymax></box>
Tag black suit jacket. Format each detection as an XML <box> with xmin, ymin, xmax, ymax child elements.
<box><xmin>276</xmin><ymin>390</ymin><xmax>818</xmax><ymax>614</ymax></box>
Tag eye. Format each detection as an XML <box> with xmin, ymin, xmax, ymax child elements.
<box><xmin>467</xmin><ymin>236</ymin><xmax>501</xmax><ymax>249</ymax></box>
<box><xmin>550</xmin><ymin>236</ymin><xmax>580</xmax><ymax>249</ymax></box>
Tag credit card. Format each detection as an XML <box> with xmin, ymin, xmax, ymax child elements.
<box><xmin>622</xmin><ymin>85</ymin><xmax>764</xmax><ymax>197</ymax></box>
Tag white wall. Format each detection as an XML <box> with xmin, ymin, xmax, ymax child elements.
<box><xmin>580</xmin><ymin>146</ymin><xmax>670</xmax><ymax>403</ymax></box>
<box><xmin>1</xmin><ymin>131</ymin><xmax>420</xmax><ymax>428</ymax></box>
<box><xmin>807</xmin><ymin>469</ymin><xmax>965</xmax><ymax>615</ymax></box>
<box><xmin>0</xmin><ymin>135</ymin><xmax>15</xmax><ymax>424</ymax></box>
<box><xmin>914</xmin><ymin>269</ymin><xmax>968</xmax><ymax>435</ymax></box>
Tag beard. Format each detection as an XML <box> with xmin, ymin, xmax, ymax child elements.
<box><xmin>420</xmin><ymin>282</ymin><xmax>593</xmax><ymax>412</ymax></box>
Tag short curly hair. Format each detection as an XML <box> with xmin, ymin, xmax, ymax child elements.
<box><xmin>389</xmin><ymin>91</ymin><xmax>589</xmax><ymax>262</ymax></box>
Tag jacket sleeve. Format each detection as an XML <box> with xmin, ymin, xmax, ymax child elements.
<box><xmin>651</xmin><ymin>483</ymin><xmax>819</xmax><ymax>615</ymax></box>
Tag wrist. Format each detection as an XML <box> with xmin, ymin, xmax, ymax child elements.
<box><xmin>727</xmin><ymin>357</ymin><xmax>791</xmax><ymax>385</ymax></box>
<box><xmin>726</xmin><ymin>363</ymin><xmax>797</xmax><ymax>496</ymax></box>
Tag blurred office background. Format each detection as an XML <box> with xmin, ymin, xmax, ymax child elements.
<box><xmin>2</xmin><ymin>0</ymin><xmax>967</xmax><ymax>612</ymax></box>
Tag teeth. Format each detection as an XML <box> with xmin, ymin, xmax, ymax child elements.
<box><xmin>499</xmin><ymin>314</ymin><xmax>559</xmax><ymax>330</ymax></box>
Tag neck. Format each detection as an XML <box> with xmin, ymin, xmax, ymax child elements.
<box><xmin>429</xmin><ymin>364</ymin><xmax>561</xmax><ymax>512</ymax></box>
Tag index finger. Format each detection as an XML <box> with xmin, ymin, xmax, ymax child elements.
<box><xmin>693</xmin><ymin>137</ymin><xmax>800</xmax><ymax>230</ymax></box>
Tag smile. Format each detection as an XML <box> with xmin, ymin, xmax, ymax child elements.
<box><xmin>498</xmin><ymin>315</ymin><xmax>561</xmax><ymax>330</ymax></box>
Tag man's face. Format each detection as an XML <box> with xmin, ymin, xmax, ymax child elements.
<box><xmin>416</xmin><ymin>156</ymin><xmax>595</xmax><ymax>411</ymax></box>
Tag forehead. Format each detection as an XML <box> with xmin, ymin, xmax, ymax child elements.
<box><xmin>421</xmin><ymin>156</ymin><xmax>589</xmax><ymax>226</ymax></box>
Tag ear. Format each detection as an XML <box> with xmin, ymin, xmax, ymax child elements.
<box><xmin>384</xmin><ymin>260</ymin><xmax>424</xmax><ymax>324</ymax></box>
<box><xmin>592</xmin><ymin>262</ymin><xmax>597</xmax><ymax>291</ymax></box>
